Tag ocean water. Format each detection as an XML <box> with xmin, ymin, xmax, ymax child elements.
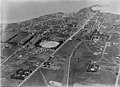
<box><xmin>1</xmin><ymin>0</ymin><xmax>120</xmax><ymax>23</ymax></box>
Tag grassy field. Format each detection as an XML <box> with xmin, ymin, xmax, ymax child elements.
<box><xmin>40</xmin><ymin>68</ymin><xmax>64</xmax><ymax>84</ymax></box>
<box><xmin>69</xmin><ymin>58</ymin><xmax>117</xmax><ymax>86</ymax></box>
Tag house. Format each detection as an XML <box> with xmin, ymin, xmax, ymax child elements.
<box><xmin>86</xmin><ymin>62</ymin><xmax>100</xmax><ymax>72</ymax></box>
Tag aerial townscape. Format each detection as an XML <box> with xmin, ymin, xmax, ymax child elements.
<box><xmin>1</xmin><ymin>5</ymin><xmax>120</xmax><ymax>87</ymax></box>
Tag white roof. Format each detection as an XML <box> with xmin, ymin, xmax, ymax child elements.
<box><xmin>40</xmin><ymin>41</ymin><xmax>59</xmax><ymax>48</ymax></box>
<box><xmin>49</xmin><ymin>81</ymin><xmax>62</xmax><ymax>86</ymax></box>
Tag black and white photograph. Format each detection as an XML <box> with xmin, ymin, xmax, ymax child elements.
<box><xmin>0</xmin><ymin>0</ymin><xmax>120</xmax><ymax>87</ymax></box>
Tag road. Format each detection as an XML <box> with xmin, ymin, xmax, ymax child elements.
<box><xmin>115</xmin><ymin>65</ymin><xmax>120</xmax><ymax>87</ymax></box>
<box><xmin>1</xmin><ymin>50</ymin><xmax>18</xmax><ymax>65</ymax></box>
<box><xmin>98</xmin><ymin>42</ymin><xmax>109</xmax><ymax>62</ymax></box>
<box><xmin>66</xmin><ymin>41</ymin><xmax>83</xmax><ymax>87</ymax></box>
<box><xmin>40</xmin><ymin>69</ymin><xmax>50</xmax><ymax>87</ymax></box>
<box><xmin>97</xmin><ymin>18</ymin><xmax>106</xmax><ymax>31</ymax></box>
<box><xmin>17</xmin><ymin>12</ymin><xmax>97</xmax><ymax>87</ymax></box>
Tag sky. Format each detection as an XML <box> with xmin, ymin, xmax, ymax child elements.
<box><xmin>1</xmin><ymin>0</ymin><xmax>120</xmax><ymax>23</ymax></box>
